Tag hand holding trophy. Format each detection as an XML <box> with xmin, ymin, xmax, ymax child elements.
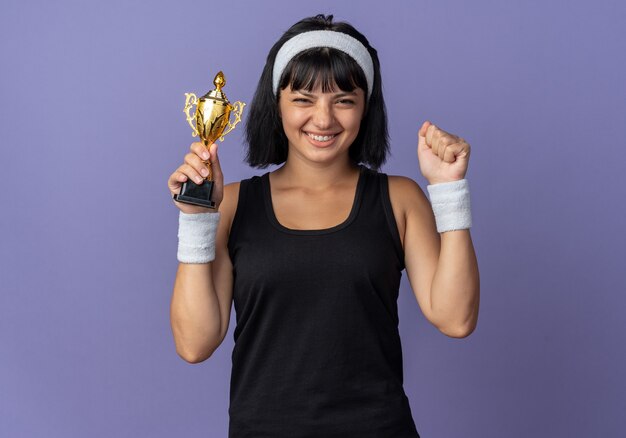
<box><xmin>170</xmin><ymin>71</ymin><xmax>245</xmax><ymax>209</ymax></box>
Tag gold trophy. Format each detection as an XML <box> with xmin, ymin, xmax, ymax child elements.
<box><xmin>173</xmin><ymin>71</ymin><xmax>245</xmax><ymax>208</ymax></box>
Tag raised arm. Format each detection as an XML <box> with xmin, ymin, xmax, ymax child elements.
<box><xmin>169</xmin><ymin>182</ymin><xmax>238</xmax><ymax>362</ymax></box>
<box><xmin>167</xmin><ymin>141</ymin><xmax>238</xmax><ymax>363</ymax></box>
<box><xmin>389</xmin><ymin>176</ymin><xmax>479</xmax><ymax>338</ymax></box>
<box><xmin>387</xmin><ymin>120</ymin><xmax>480</xmax><ymax>338</ymax></box>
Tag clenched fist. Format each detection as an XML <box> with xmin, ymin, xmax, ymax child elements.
<box><xmin>417</xmin><ymin>121</ymin><xmax>471</xmax><ymax>184</ymax></box>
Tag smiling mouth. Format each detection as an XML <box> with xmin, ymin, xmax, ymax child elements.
<box><xmin>305</xmin><ymin>132</ymin><xmax>338</xmax><ymax>142</ymax></box>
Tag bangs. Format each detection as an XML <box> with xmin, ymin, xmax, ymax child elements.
<box><xmin>278</xmin><ymin>47</ymin><xmax>368</xmax><ymax>95</ymax></box>
<box><xmin>245</xmin><ymin>15</ymin><xmax>389</xmax><ymax>169</ymax></box>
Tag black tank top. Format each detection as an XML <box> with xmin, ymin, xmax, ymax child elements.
<box><xmin>227</xmin><ymin>165</ymin><xmax>420</xmax><ymax>438</ymax></box>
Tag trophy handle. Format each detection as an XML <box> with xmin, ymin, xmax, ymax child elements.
<box><xmin>183</xmin><ymin>93</ymin><xmax>199</xmax><ymax>137</ymax></box>
<box><xmin>218</xmin><ymin>101</ymin><xmax>246</xmax><ymax>141</ymax></box>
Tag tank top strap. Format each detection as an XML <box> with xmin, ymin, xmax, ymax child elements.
<box><xmin>228</xmin><ymin>175</ymin><xmax>266</xmax><ymax>252</ymax></box>
<box><xmin>358</xmin><ymin>167</ymin><xmax>405</xmax><ymax>270</ymax></box>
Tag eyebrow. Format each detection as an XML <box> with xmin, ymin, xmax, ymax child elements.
<box><xmin>293</xmin><ymin>90</ymin><xmax>358</xmax><ymax>98</ymax></box>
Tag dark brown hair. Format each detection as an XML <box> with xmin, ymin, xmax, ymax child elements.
<box><xmin>244</xmin><ymin>14</ymin><xmax>389</xmax><ymax>169</ymax></box>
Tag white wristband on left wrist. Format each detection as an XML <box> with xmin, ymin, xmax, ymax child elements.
<box><xmin>426</xmin><ymin>179</ymin><xmax>472</xmax><ymax>233</ymax></box>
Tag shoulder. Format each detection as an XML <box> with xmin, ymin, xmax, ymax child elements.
<box><xmin>385</xmin><ymin>174</ymin><xmax>434</xmax><ymax>247</ymax></box>
<box><xmin>219</xmin><ymin>174</ymin><xmax>265</xmax><ymax>234</ymax></box>
<box><xmin>387</xmin><ymin>174</ymin><xmax>422</xmax><ymax>193</ymax></box>
<box><xmin>387</xmin><ymin>175</ymin><xmax>430</xmax><ymax>212</ymax></box>
<box><xmin>219</xmin><ymin>181</ymin><xmax>242</xmax><ymax>237</ymax></box>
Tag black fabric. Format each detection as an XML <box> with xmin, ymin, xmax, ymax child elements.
<box><xmin>227</xmin><ymin>165</ymin><xmax>420</xmax><ymax>437</ymax></box>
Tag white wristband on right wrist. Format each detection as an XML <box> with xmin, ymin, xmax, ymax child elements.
<box><xmin>177</xmin><ymin>211</ymin><xmax>221</xmax><ymax>263</ymax></box>
<box><xmin>426</xmin><ymin>179</ymin><xmax>473</xmax><ymax>233</ymax></box>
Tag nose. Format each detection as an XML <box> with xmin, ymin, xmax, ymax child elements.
<box><xmin>312</xmin><ymin>101</ymin><xmax>334</xmax><ymax>130</ymax></box>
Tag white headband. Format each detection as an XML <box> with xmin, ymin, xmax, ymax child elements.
<box><xmin>272</xmin><ymin>30</ymin><xmax>375</xmax><ymax>100</ymax></box>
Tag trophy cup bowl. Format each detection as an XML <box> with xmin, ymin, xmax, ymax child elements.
<box><xmin>173</xmin><ymin>71</ymin><xmax>245</xmax><ymax>209</ymax></box>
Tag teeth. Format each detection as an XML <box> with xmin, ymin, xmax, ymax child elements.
<box><xmin>307</xmin><ymin>133</ymin><xmax>336</xmax><ymax>142</ymax></box>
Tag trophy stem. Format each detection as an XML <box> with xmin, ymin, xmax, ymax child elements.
<box><xmin>202</xmin><ymin>142</ymin><xmax>214</xmax><ymax>181</ymax></box>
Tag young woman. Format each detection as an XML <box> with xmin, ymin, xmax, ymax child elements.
<box><xmin>167</xmin><ymin>14</ymin><xmax>479</xmax><ymax>438</ymax></box>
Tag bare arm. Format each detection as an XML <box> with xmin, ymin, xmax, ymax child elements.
<box><xmin>430</xmin><ymin>229</ymin><xmax>480</xmax><ymax>337</ymax></box>
<box><xmin>169</xmin><ymin>182</ymin><xmax>238</xmax><ymax>363</ymax></box>
<box><xmin>389</xmin><ymin>176</ymin><xmax>480</xmax><ymax>338</ymax></box>
<box><xmin>167</xmin><ymin>141</ymin><xmax>238</xmax><ymax>363</ymax></box>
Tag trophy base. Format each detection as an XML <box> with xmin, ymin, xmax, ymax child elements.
<box><xmin>173</xmin><ymin>179</ymin><xmax>216</xmax><ymax>209</ymax></box>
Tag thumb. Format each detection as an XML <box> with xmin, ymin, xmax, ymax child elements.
<box><xmin>418</xmin><ymin>120</ymin><xmax>431</xmax><ymax>151</ymax></box>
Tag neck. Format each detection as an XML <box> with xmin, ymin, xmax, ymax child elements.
<box><xmin>273</xmin><ymin>156</ymin><xmax>360</xmax><ymax>190</ymax></box>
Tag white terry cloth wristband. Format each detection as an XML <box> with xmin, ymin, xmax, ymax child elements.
<box><xmin>177</xmin><ymin>211</ymin><xmax>221</xmax><ymax>263</ymax></box>
<box><xmin>426</xmin><ymin>179</ymin><xmax>473</xmax><ymax>233</ymax></box>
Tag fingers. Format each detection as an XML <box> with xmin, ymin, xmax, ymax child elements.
<box><xmin>190</xmin><ymin>142</ymin><xmax>210</xmax><ymax>161</ymax></box>
<box><xmin>170</xmin><ymin>170</ymin><xmax>188</xmax><ymax>184</ymax></box>
<box><xmin>167</xmin><ymin>170</ymin><xmax>187</xmax><ymax>193</ymax></box>
<box><xmin>435</xmin><ymin>136</ymin><xmax>456</xmax><ymax>161</ymax></box>
<box><xmin>180</xmin><ymin>163</ymin><xmax>206</xmax><ymax>184</ymax></box>
<box><xmin>184</xmin><ymin>142</ymin><xmax>211</xmax><ymax>181</ymax></box>
<box><xmin>167</xmin><ymin>141</ymin><xmax>224</xmax><ymax>201</ymax></box>
<box><xmin>167</xmin><ymin>164</ymin><xmax>204</xmax><ymax>195</ymax></box>
<box><xmin>167</xmin><ymin>169</ymin><xmax>196</xmax><ymax>202</ymax></box>
<box><xmin>425</xmin><ymin>124</ymin><xmax>462</xmax><ymax>160</ymax></box>
<box><xmin>441</xmin><ymin>142</ymin><xmax>465</xmax><ymax>163</ymax></box>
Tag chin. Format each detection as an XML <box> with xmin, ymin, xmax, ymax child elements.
<box><xmin>305</xmin><ymin>149</ymin><xmax>350</xmax><ymax>166</ymax></box>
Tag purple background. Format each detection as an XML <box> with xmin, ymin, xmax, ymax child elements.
<box><xmin>1</xmin><ymin>0</ymin><xmax>624</xmax><ymax>436</ymax></box>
